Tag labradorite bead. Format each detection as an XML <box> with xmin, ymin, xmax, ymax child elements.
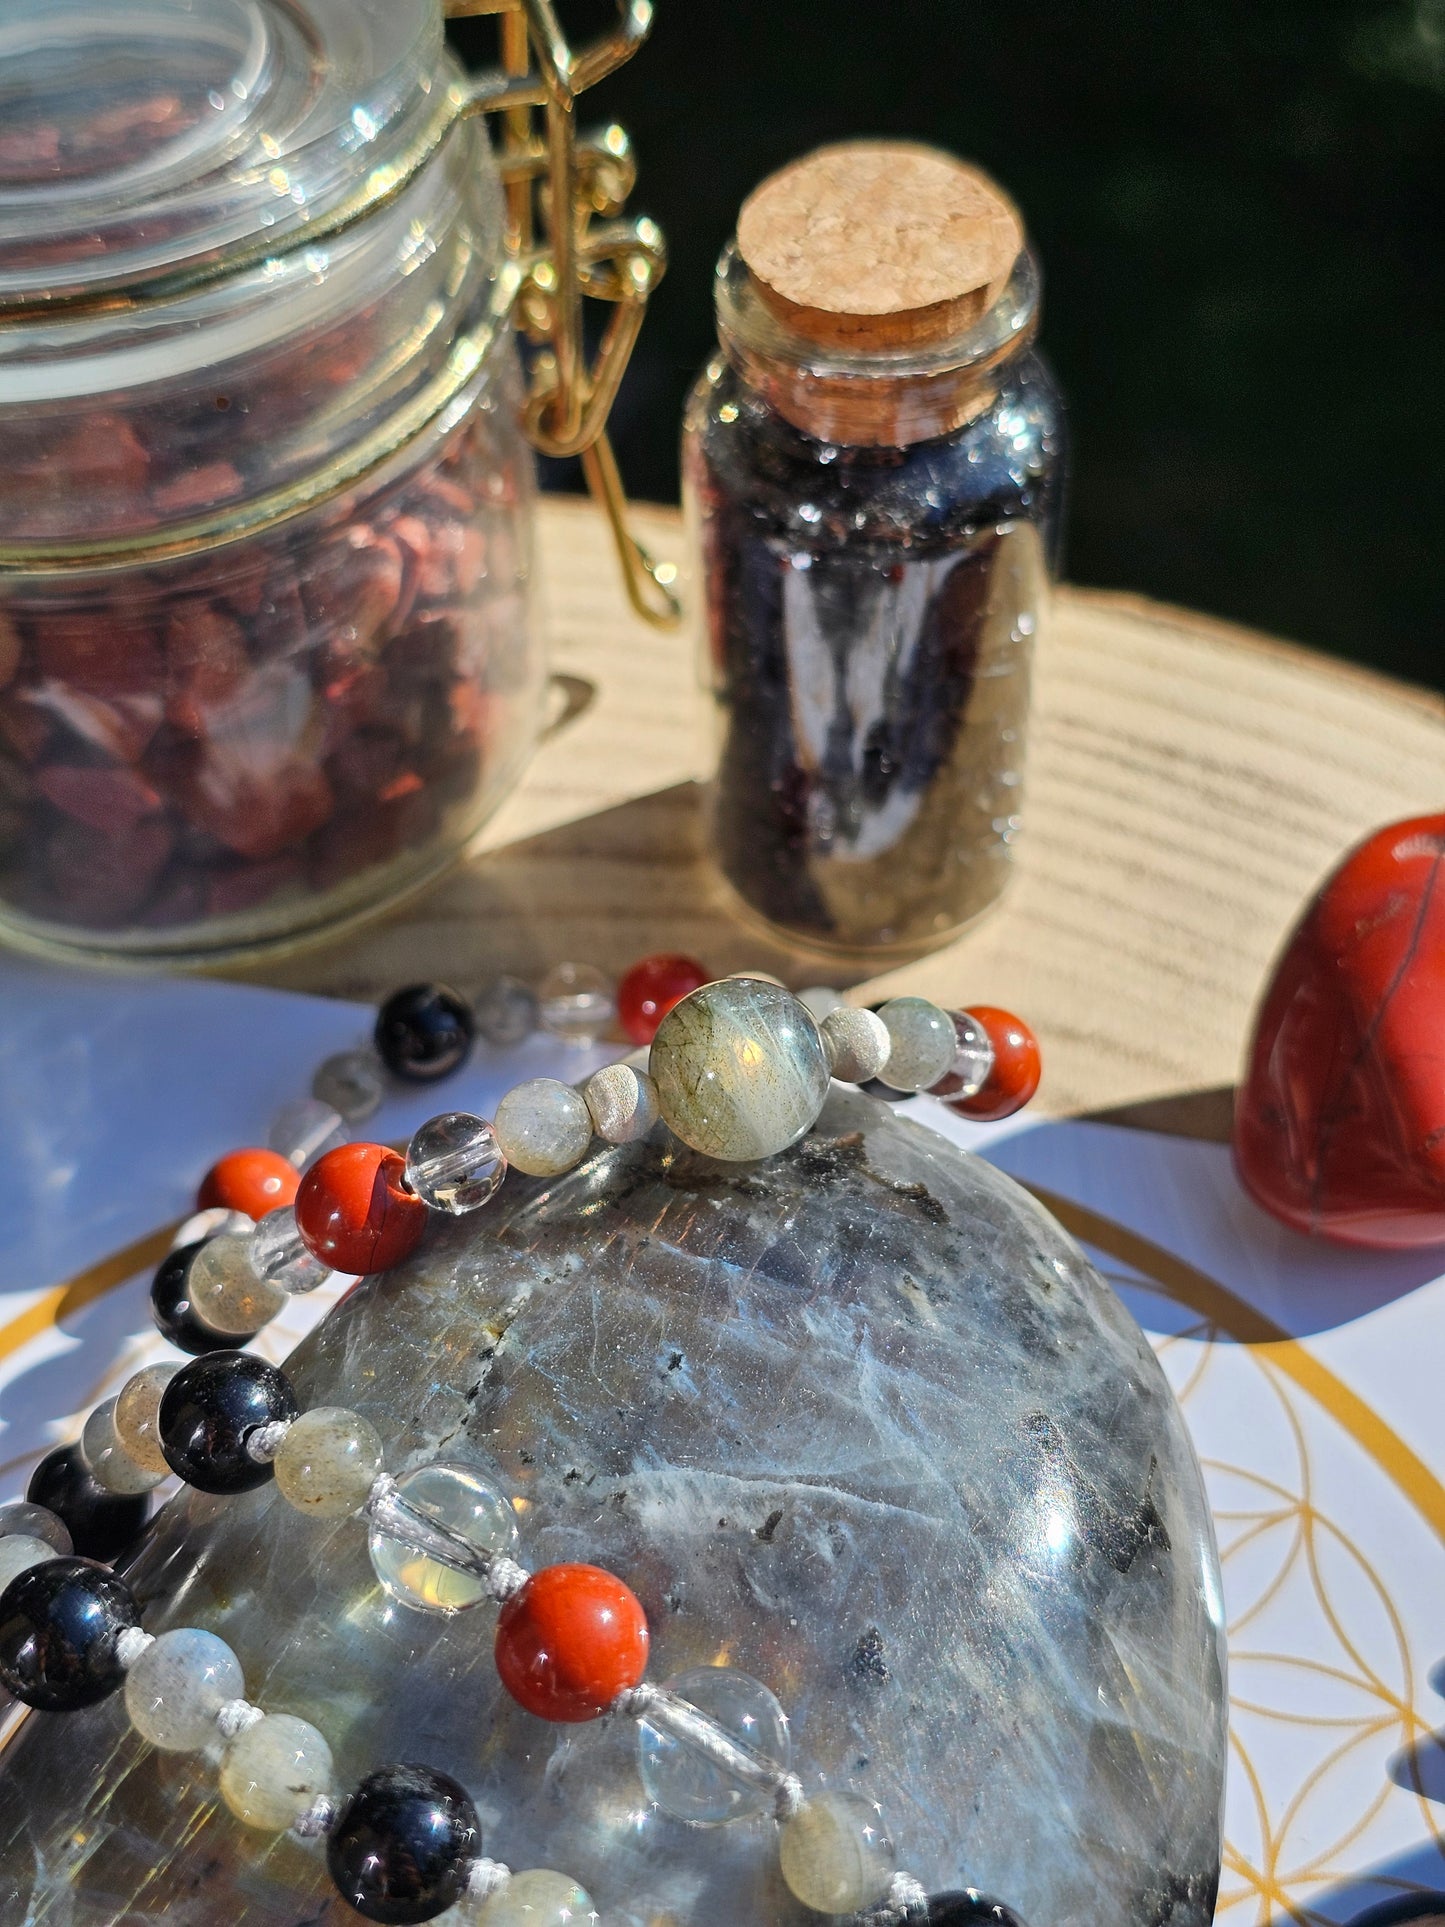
<box><xmin>0</xmin><ymin>1502</ymin><xmax>71</xmax><ymax>1557</ymax></box>
<box><xmin>81</xmin><ymin>1398</ymin><xmax>166</xmax><ymax>1496</ymax></box>
<box><xmin>493</xmin><ymin>1079</ymin><xmax>593</xmax><ymax>1178</ymax></box>
<box><xmin>477</xmin><ymin>1870</ymin><xmax>596</xmax><ymax>1925</ymax></box>
<box><xmin>124</xmin><ymin>1627</ymin><xmax>244</xmax><ymax>1751</ymax></box>
<box><xmin>114</xmin><ymin>1365</ymin><xmax>181</xmax><ymax>1476</ymax></box>
<box><xmin>876</xmin><ymin>996</ymin><xmax>958</xmax><ymax>1092</ymax></box>
<box><xmin>274</xmin><ymin>1407</ymin><xmax>384</xmax><ymax>1518</ymax></box>
<box><xmin>649</xmin><ymin>979</ymin><xmax>829</xmax><ymax>1160</ymax></box>
<box><xmin>778</xmin><ymin>1790</ymin><xmax>897</xmax><ymax>1914</ymax></box>
<box><xmin>0</xmin><ymin>1536</ymin><xmax>54</xmax><ymax>1594</ymax></box>
<box><xmin>149</xmin><ymin>1242</ymin><xmax>235</xmax><ymax>1357</ymax></box>
<box><xmin>220</xmin><ymin>1713</ymin><xmax>333</xmax><ymax>1831</ymax></box>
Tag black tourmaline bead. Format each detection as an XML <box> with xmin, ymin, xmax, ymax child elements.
<box><xmin>150</xmin><ymin>1242</ymin><xmax>235</xmax><ymax>1357</ymax></box>
<box><xmin>327</xmin><ymin>1763</ymin><xmax>480</xmax><ymax>1924</ymax></box>
<box><xmin>158</xmin><ymin>1353</ymin><xmax>299</xmax><ymax>1495</ymax></box>
<box><xmin>26</xmin><ymin>1444</ymin><xmax>149</xmax><ymax>1562</ymax></box>
<box><xmin>0</xmin><ymin>1556</ymin><xmax>140</xmax><ymax>1710</ymax></box>
<box><xmin>374</xmin><ymin>984</ymin><xmax>475</xmax><ymax>1084</ymax></box>
<box><xmin>928</xmin><ymin>1895</ymin><xmax>1031</xmax><ymax>1926</ymax></box>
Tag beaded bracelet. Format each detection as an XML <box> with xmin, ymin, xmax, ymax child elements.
<box><xmin>3</xmin><ymin>974</ymin><xmax>1040</xmax><ymax>1924</ymax></box>
<box><xmin>163</xmin><ymin>981</ymin><xmax>1039</xmax><ymax>1361</ymax></box>
<box><xmin>22</xmin><ymin>965</ymin><xmax>1038</xmax><ymax>1570</ymax></box>
<box><xmin>0</xmin><ymin>1383</ymin><xmax>1030</xmax><ymax>1927</ymax></box>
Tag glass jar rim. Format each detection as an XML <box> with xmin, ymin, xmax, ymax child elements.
<box><xmin>0</xmin><ymin>0</ymin><xmax>445</xmax><ymax>314</ymax></box>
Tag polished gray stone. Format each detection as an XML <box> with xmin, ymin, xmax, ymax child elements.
<box><xmin>0</xmin><ymin>1088</ymin><xmax>1226</xmax><ymax>1926</ymax></box>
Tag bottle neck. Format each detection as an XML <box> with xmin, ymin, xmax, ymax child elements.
<box><xmin>714</xmin><ymin>242</ymin><xmax>1040</xmax><ymax>449</ymax></box>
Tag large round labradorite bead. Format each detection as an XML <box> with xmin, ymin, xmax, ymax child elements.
<box><xmin>649</xmin><ymin>979</ymin><xmax>829</xmax><ymax>1161</ymax></box>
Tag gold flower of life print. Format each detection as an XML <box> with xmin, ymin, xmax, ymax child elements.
<box><xmin>1028</xmin><ymin>1185</ymin><xmax>1445</xmax><ymax>1927</ymax></box>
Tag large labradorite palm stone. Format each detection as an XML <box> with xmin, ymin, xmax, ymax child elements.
<box><xmin>0</xmin><ymin>1089</ymin><xmax>1226</xmax><ymax>1927</ymax></box>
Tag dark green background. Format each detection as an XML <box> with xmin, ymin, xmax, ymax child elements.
<box><xmin>449</xmin><ymin>2</ymin><xmax>1444</xmax><ymax>689</ymax></box>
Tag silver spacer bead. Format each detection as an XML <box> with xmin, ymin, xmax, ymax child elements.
<box><xmin>464</xmin><ymin>1858</ymin><xmax>513</xmax><ymax>1900</ymax></box>
<box><xmin>215</xmin><ymin>1699</ymin><xmax>265</xmax><ymax>1740</ymax></box>
<box><xmin>290</xmin><ymin>1794</ymin><xmax>338</xmax><ymax>1841</ymax></box>
<box><xmin>245</xmin><ymin>1419</ymin><xmax>294</xmax><ymax>1465</ymax></box>
<box><xmin>773</xmin><ymin>1773</ymin><xmax>805</xmax><ymax>1821</ymax></box>
<box><xmin>115</xmin><ymin>1627</ymin><xmax>155</xmax><ymax>1671</ymax></box>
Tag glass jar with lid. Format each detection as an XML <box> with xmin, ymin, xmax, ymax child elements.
<box><xmin>0</xmin><ymin>0</ymin><xmax>659</xmax><ymax>965</ymax></box>
<box><xmin>685</xmin><ymin>142</ymin><xmax>1066</xmax><ymax>960</ymax></box>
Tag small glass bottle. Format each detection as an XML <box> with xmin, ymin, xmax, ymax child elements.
<box><xmin>684</xmin><ymin>142</ymin><xmax>1066</xmax><ymax>958</ymax></box>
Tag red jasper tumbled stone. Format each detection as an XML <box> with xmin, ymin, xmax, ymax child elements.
<box><xmin>295</xmin><ymin>1143</ymin><xmax>428</xmax><ymax>1275</ymax></box>
<box><xmin>494</xmin><ymin>1564</ymin><xmax>650</xmax><ymax>1723</ymax></box>
<box><xmin>617</xmin><ymin>954</ymin><xmax>709</xmax><ymax>1047</ymax></box>
<box><xmin>1235</xmin><ymin>813</ymin><xmax>1445</xmax><ymax>1249</ymax></box>
<box><xmin>945</xmin><ymin>1007</ymin><xmax>1042</xmax><ymax>1122</ymax></box>
<box><xmin>198</xmin><ymin>1147</ymin><xmax>300</xmax><ymax>1221</ymax></box>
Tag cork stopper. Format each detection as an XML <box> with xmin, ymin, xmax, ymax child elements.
<box><xmin>737</xmin><ymin>141</ymin><xmax>1024</xmax><ymax>352</ymax></box>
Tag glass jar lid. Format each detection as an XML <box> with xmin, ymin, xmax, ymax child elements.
<box><xmin>0</xmin><ymin>0</ymin><xmax>447</xmax><ymax>309</ymax></box>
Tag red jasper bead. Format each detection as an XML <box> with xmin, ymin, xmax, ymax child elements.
<box><xmin>945</xmin><ymin>1007</ymin><xmax>1041</xmax><ymax>1122</ymax></box>
<box><xmin>617</xmin><ymin>954</ymin><xmax>709</xmax><ymax>1047</ymax></box>
<box><xmin>197</xmin><ymin>1148</ymin><xmax>300</xmax><ymax>1221</ymax></box>
<box><xmin>494</xmin><ymin>1564</ymin><xmax>650</xmax><ymax>1722</ymax></box>
<box><xmin>294</xmin><ymin>1143</ymin><xmax>428</xmax><ymax>1275</ymax></box>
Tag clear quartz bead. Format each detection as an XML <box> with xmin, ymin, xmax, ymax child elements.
<box><xmin>220</xmin><ymin>1713</ymin><xmax>334</xmax><ymax>1831</ymax></box>
<box><xmin>404</xmin><ymin>1113</ymin><xmax>507</xmax><ymax>1213</ymax></box>
<box><xmin>114</xmin><ymin>1363</ymin><xmax>181</xmax><ymax>1475</ymax></box>
<box><xmin>638</xmin><ymin>1667</ymin><xmax>792</xmax><ymax>1824</ymax></box>
<box><xmin>476</xmin><ymin>1871</ymin><xmax>596</xmax><ymax>1925</ymax></box>
<box><xmin>268</xmin><ymin>1097</ymin><xmax>348</xmax><ymax>1169</ymax></box>
<box><xmin>537</xmin><ymin>962</ymin><xmax>615</xmax><ymax>1043</ymax></box>
<box><xmin>82</xmin><ymin>1397</ymin><xmax>166</xmax><ymax>1494</ymax></box>
<box><xmin>274</xmin><ymin>1407</ymin><xmax>384</xmax><ymax>1518</ymax></box>
<box><xmin>251</xmin><ymin>1207</ymin><xmax>330</xmax><ymax>1293</ymax></box>
<box><xmin>124</xmin><ymin>1627</ymin><xmax>244</xmax><ymax>1751</ymax></box>
<box><xmin>312</xmin><ymin>1048</ymin><xmax>387</xmax><ymax>1123</ymax></box>
<box><xmin>930</xmin><ymin>1009</ymin><xmax>995</xmax><ymax>1099</ymax></box>
<box><xmin>188</xmin><ymin>1232</ymin><xmax>288</xmax><ymax>1334</ymax></box>
<box><xmin>876</xmin><ymin>996</ymin><xmax>958</xmax><ymax>1093</ymax></box>
<box><xmin>474</xmin><ymin>974</ymin><xmax>540</xmax><ymax>1048</ymax></box>
<box><xmin>583</xmin><ymin>1063</ymin><xmax>660</xmax><ymax>1144</ymax></box>
<box><xmin>779</xmin><ymin>1791</ymin><xmax>897</xmax><ymax>1913</ymax></box>
<box><xmin>820</xmin><ymin>1006</ymin><xmax>891</xmax><ymax>1084</ymax></box>
<box><xmin>0</xmin><ymin>1501</ymin><xmax>71</xmax><ymax>1556</ymax></box>
<box><xmin>368</xmin><ymin>1462</ymin><xmax>518</xmax><ymax>1614</ymax></box>
<box><xmin>493</xmin><ymin>1079</ymin><xmax>593</xmax><ymax>1178</ymax></box>
<box><xmin>0</xmin><ymin>1535</ymin><xmax>56</xmax><ymax>1593</ymax></box>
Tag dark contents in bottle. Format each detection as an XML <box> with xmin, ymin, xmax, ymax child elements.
<box><xmin>689</xmin><ymin>351</ymin><xmax>1064</xmax><ymax>953</ymax></box>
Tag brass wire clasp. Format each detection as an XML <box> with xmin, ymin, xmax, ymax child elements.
<box><xmin>449</xmin><ymin>0</ymin><xmax>682</xmax><ymax>627</ymax></box>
